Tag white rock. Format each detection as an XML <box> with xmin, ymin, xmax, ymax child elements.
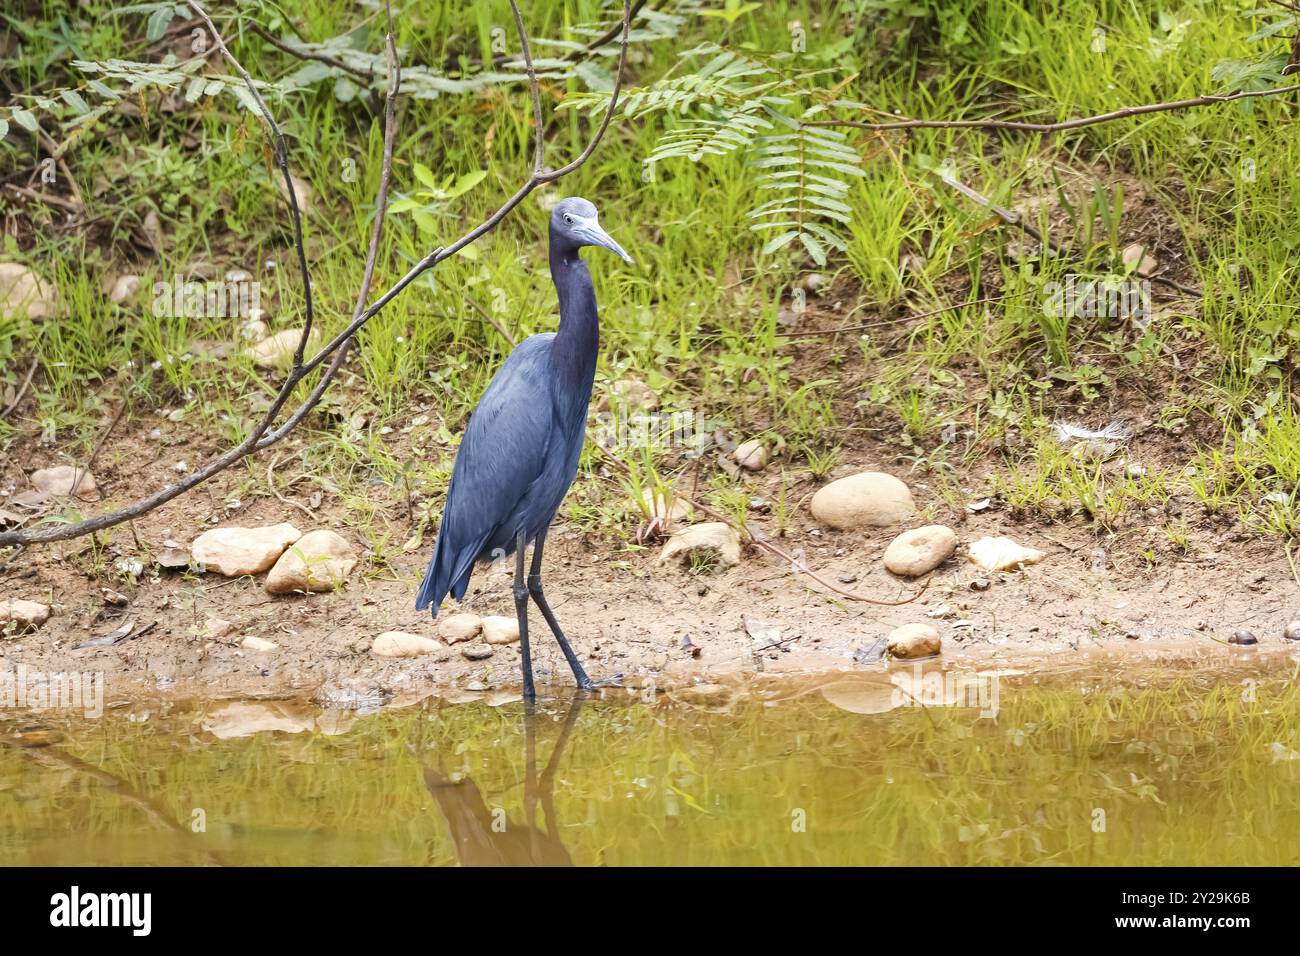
<box><xmin>205</xmin><ymin>617</ymin><xmax>237</xmax><ymax>640</ymax></box>
<box><xmin>968</xmin><ymin>536</ymin><xmax>1046</xmax><ymax>572</ymax></box>
<box><xmin>106</xmin><ymin>274</ymin><xmax>142</xmax><ymax>304</ymax></box>
<box><xmin>641</xmin><ymin>488</ymin><xmax>692</xmax><ymax>523</ymax></box>
<box><xmin>887</xmin><ymin>622</ymin><xmax>941</xmax><ymax>659</ymax></box>
<box><xmin>265</xmin><ymin>529</ymin><xmax>357</xmax><ymax>593</ymax></box>
<box><xmin>658</xmin><ymin>522</ymin><xmax>742</xmax><ymax>568</ymax></box>
<box><xmin>276</xmin><ymin>174</ymin><xmax>315</xmax><ymax>215</ymax></box>
<box><xmin>371</xmin><ymin>631</ymin><xmax>445</xmax><ymax>658</ymax></box>
<box><xmin>244</xmin><ymin>328</ymin><xmax>319</xmax><ymax>368</ymax></box>
<box><xmin>31</xmin><ymin>465</ymin><xmax>98</xmax><ymax>500</ymax></box>
<box><xmin>481</xmin><ymin>615</ymin><xmax>520</xmax><ymax>645</ymax></box>
<box><xmin>192</xmin><ymin>523</ymin><xmax>301</xmax><ymax>577</ymax></box>
<box><xmin>0</xmin><ymin>263</ymin><xmax>58</xmax><ymax>320</ymax></box>
<box><xmin>612</xmin><ymin>377</ymin><xmax>659</xmax><ymax>410</ymax></box>
<box><xmin>811</xmin><ymin>472</ymin><xmax>916</xmax><ymax>529</ymax></box>
<box><xmin>0</xmin><ymin>598</ymin><xmax>50</xmax><ymax>632</ymax></box>
<box><xmin>734</xmin><ymin>439</ymin><xmax>768</xmax><ymax>472</ymax></box>
<box><xmin>436</xmin><ymin>612</ymin><xmax>483</xmax><ymax>644</ymax></box>
<box><xmin>241</xmin><ymin>636</ymin><xmax>279</xmax><ymax>653</ymax></box>
<box><xmin>883</xmin><ymin>525</ymin><xmax>958</xmax><ymax>577</ymax></box>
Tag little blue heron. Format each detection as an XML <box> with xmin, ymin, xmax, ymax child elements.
<box><xmin>416</xmin><ymin>197</ymin><xmax>632</xmax><ymax>700</ymax></box>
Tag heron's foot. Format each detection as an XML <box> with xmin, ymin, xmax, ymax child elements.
<box><xmin>577</xmin><ymin>673</ymin><xmax>623</xmax><ymax>692</ymax></box>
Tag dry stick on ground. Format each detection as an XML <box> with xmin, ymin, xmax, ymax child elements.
<box><xmin>935</xmin><ymin>173</ymin><xmax>1202</xmax><ymax>297</ymax></box>
<box><xmin>804</xmin><ymin>82</ymin><xmax>1300</xmax><ymax>133</ymax></box>
<box><xmin>0</xmin><ymin>0</ymin><xmax>633</xmax><ymax>550</ymax></box>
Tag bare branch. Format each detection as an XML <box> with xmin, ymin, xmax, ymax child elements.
<box><xmin>0</xmin><ymin>0</ymin><xmax>634</xmax><ymax>549</ymax></box>
<box><xmin>806</xmin><ymin>82</ymin><xmax>1300</xmax><ymax>133</ymax></box>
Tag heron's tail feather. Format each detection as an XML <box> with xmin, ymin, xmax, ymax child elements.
<box><xmin>415</xmin><ymin>531</ymin><xmax>485</xmax><ymax>617</ymax></box>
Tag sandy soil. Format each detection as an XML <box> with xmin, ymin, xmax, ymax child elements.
<box><xmin>4</xmin><ymin>435</ymin><xmax>1298</xmax><ymax>708</ymax></box>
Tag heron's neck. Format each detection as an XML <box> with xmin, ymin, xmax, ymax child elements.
<box><xmin>549</xmin><ymin>248</ymin><xmax>599</xmax><ymax>397</ymax></box>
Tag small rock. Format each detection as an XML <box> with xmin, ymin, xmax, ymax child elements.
<box><xmin>1229</xmin><ymin>630</ymin><xmax>1258</xmax><ymax>646</ymax></box>
<box><xmin>1284</xmin><ymin>621</ymin><xmax>1300</xmax><ymax>642</ymax></box>
<box><xmin>837</xmin><ymin>571</ymin><xmax>858</xmax><ymax>584</ymax></box>
<box><xmin>241</xmin><ymin>636</ymin><xmax>278</xmax><ymax>653</ymax></box>
<box><xmin>105</xmin><ymin>274</ymin><xmax>142</xmax><ymax>305</ymax></box>
<box><xmin>100</xmin><ymin>587</ymin><xmax>129</xmax><ymax>607</ymax></box>
<box><xmin>206</xmin><ymin>617</ymin><xmax>238</xmax><ymax>640</ymax></box>
<box><xmin>276</xmin><ymin>174</ymin><xmax>315</xmax><ymax>215</ymax></box>
<box><xmin>436</xmin><ymin>612</ymin><xmax>483</xmax><ymax>644</ymax></box>
<box><xmin>804</xmin><ymin>272</ymin><xmax>827</xmax><ymax>293</ymax></box>
<box><xmin>970</xmin><ymin>577</ymin><xmax>991</xmax><ymax>591</ymax></box>
<box><xmin>0</xmin><ymin>263</ymin><xmax>58</xmax><ymax>320</ymax></box>
<box><xmin>265</xmin><ymin>529</ymin><xmax>357</xmax><ymax>594</ymax></box>
<box><xmin>1121</xmin><ymin>242</ymin><xmax>1157</xmax><ymax>277</ymax></box>
<box><xmin>244</xmin><ymin>328</ymin><xmax>319</xmax><ymax>368</ymax></box>
<box><xmin>612</xmin><ymin>377</ymin><xmax>659</xmax><ymax>411</ymax></box>
<box><xmin>371</xmin><ymin>631</ymin><xmax>445</xmax><ymax>658</ymax></box>
<box><xmin>481</xmin><ymin>615</ymin><xmax>520</xmax><ymax>645</ymax></box>
<box><xmin>658</xmin><ymin>522</ymin><xmax>742</xmax><ymax>568</ymax></box>
<box><xmin>192</xmin><ymin>523</ymin><xmax>301</xmax><ymax>577</ymax></box>
<box><xmin>886</xmin><ymin>622</ymin><xmax>941</xmax><ymax>659</ymax></box>
<box><xmin>733</xmin><ymin>439</ymin><xmax>768</xmax><ymax>472</ymax></box>
<box><xmin>810</xmin><ymin>472</ymin><xmax>916</xmax><ymax>529</ymax></box>
<box><xmin>155</xmin><ymin>543</ymin><xmax>191</xmax><ymax>570</ymax></box>
<box><xmin>0</xmin><ymin>598</ymin><xmax>50</xmax><ymax>633</ymax></box>
<box><xmin>967</xmin><ymin>536</ymin><xmax>1046</xmax><ymax>572</ymax></box>
<box><xmin>31</xmin><ymin>465</ymin><xmax>98</xmax><ymax>501</ymax></box>
<box><xmin>461</xmin><ymin>645</ymin><xmax>494</xmax><ymax>661</ymax></box>
<box><xmin>883</xmin><ymin>525</ymin><xmax>958</xmax><ymax>577</ymax></box>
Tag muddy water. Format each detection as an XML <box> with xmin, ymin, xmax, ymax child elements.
<box><xmin>2</xmin><ymin>665</ymin><xmax>1299</xmax><ymax>866</ymax></box>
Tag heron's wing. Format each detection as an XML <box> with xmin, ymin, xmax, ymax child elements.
<box><xmin>431</xmin><ymin>335</ymin><xmax>556</xmax><ymax>577</ymax></box>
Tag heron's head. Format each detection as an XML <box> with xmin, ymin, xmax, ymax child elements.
<box><xmin>549</xmin><ymin>197</ymin><xmax>632</xmax><ymax>264</ymax></box>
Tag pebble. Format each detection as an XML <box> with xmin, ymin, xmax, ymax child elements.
<box><xmin>0</xmin><ymin>262</ymin><xmax>59</xmax><ymax>320</ymax></box>
<box><xmin>886</xmin><ymin>622</ymin><xmax>942</xmax><ymax>659</ymax></box>
<box><xmin>264</xmin><ymin>529</ymin><xmax>357</xmax><ymax>593</ymax></box>
<box><xmin>461</xmin><ymin>645</ymin><xmax>494</xmax><ymax>661</ymax></box>
<box><xmin>106</xmin><ymin>274</ymin><xmax>142</xmax><ymax>304</ymax></box>
<box><xmin>241</xmin><ymin>636</ymin><xmax>279</xmax><ymax>653</ymax></box>
<box><xmin>970</xmin><ymin>578</ymin><xmax>991</xmax><ymax>591</ymax></box>
<box><xmin>883</xmin><ymin>525</ymin><xmax>957</xmax><ymax>577</ymax></box>
<box><xmin>658</xmin><ymin>522</ymin><xmax>742</xmax><ymax>568</ymax></box>
<box><xmin>0</xmin><ymin>598</ymin><xmax>50</xmax><ymax>632</ymax></box>
<box><xmin>810</xmin><ymin>472</ymin><xmax>916</xmax><ymax>529</ymax></box>
<box><xmin>481</xmin><ymin>615</ymin><xmax>521</xmax><ymax>645</ymax></box>
<box><xmin>436</xmin><ymin>612</ymin><xmax>483</xmax><ymax>644</ymax></box>
<box><xmin>192</xmin><ymin>523</ymin><xmax>301</xmax><ymax>577</ymax></box>
<box><xmin>206</xmin><ymin>617</ymin><xmax>237</xmax><ymax>640</ymax></box>
<box><xmin>371</xmin><ymin>631</ymin><xmax>445</xmax><ymax>658</ymax></box>
<box><xmin>244</xmin><ymin>328</ymin><xmax>319</xmax><ymax>368</ymax></box>
<box><xmin>1285</xmin><ymin>621</ymin><xmax>1300</xmax><ymax>642</ymax></box>
<box><xmin>733</xmin><ymin>440</ymin><xmax>768</xmax><ymax>472</ymax></box>
<box><xmin>1229</xmin><ymin>630</ymin><xmax>1258</xmax><ymax>646</ymax></box>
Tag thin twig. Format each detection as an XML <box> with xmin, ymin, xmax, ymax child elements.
<box><xmin>0</xmin><ymin>358</ymin><xmax>38</xmax><ymax>420</ymax></box>
<box><xmin>249</xmin><ymin>23</ymin><xmax>373</xmax><ymax>82</ymax></box>
<box><xmin>805</xmin><ymin>83</ymin><xmax>1300</xmax><ymax>133</ymax></box>
<box><xmin>0</xmin><ymin>0</ymin><xmax>634</xmax><ymax>549</ymax></box>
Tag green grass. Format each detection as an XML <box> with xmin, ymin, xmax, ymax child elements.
<box><xmin>3</xmin><ymin>0</ymin><xmax>1300</xmax><ymax>571</ymax></box>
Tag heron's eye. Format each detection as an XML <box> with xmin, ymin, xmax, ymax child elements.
<box><xmin>563</xmin><ymin>214</ymin><xmax>573</xmax><ymax>224</ymax></box>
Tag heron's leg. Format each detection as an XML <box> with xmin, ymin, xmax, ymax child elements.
<box><xmin>514</xmin><ymin>530</ymin><xmax>537</xmax><ymax>702</ymax></box>
<box><xmin>527</xmin><ymin>531</ymin><xmax>621</xmax><ymax>691</ymax></box>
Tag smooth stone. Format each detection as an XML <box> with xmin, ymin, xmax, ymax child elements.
<box><xmin>192</xmin><ymin>523</ymin><xmax>301</xmax><ymax>577</ymax></box>
<box><xmin>0</xmin><ymin>598</ymin><xmax>51</xmax><ymax>632</ymax></box>
<box><xmin>275</xmin><ymin>174</ymin><xmax>315</xmax><ymax>215</ymax></box>
<box><xmin>641</xmin><ymin>488</ymin><xmax>692</xmax><ymax>523</ymax></box>
<box><xmin>371</xmin><ymin>631</ymin><xmax>445</xmax><ymax>658</ymax></box>
<box><xmin>265</xmin><ymin>529</ymin><xmax>357</xmax><ymax>594</ymax></box>
<box><xmin>658</xmin><ymin>522</ymin><xmax>742</xmax><ymax>568</ymax></box>
<box><xmin>967</xmin><ymin>535</ymin><xmax>1046</xmax><ymax>572</ymax></box>
<box><xmin>612</xmin><ymin>377</ymin><xmax>659</xmax><ymax>410</ymax></box>
<box><xmin>436</xmin><ymin>612</ymin><xmax>483</xmax><ymax>644</ymax></box>
<box><xmin>106</xmin><ymin>274</ymin><xmax>142</xmax><ymax>304</ymax></box>
<box><xmin>461</xmin><ymin>645</ymin><xmax>494</xmax><ymax>661</ymax></box>
<box><xmin>241</xmin><ymin>636</ymin><xmax>279</xmax><ymax>653</ymax></box>
<box><xmin>206</xmin><ymin>617</ymin><xmax>237</xmax><ymax>640</ymax></box>
<box><xmin>883</xmin><ymin>525</ymin><xmax>958</xmax><ymax>577</ymax></box>
<box><xmin>734</xmin><ymin>439</ymin><xmax>768</xmax><ymax>472</ymax></box>
<box><xmin>31</xmin><ymin>465</ymin><xmax>98</xmax><ymax>500</ymax></box>
<box><xmin>811</xmin><ymin>472</ymin><xmax>916</xmax><ymax>529</ymax></box>
<box><xmin>1229</xmin><ymin>630</ymin><xmax>1258</xmax><ymax>646</ymax></box>
<box><xmin>481</xmin><ymin>615</ymin><xmax>521</xmax><ymax>645</ymax></box>
<box><xmin>886</xmin><ymin>622</ymin><xmax>942</xmax><ymax>659</ymax></box>
<box><xmin>1285</xmin><ymin>621</ymin><xmax>1300</xmax><ymax>642</ymax></box>
<box><xmin>244</xmin><ymin>328</ymin><xmax>319</xmax><ymax>368</ymax></box>
<box><xmin>0</xmin><ymin>262</ymin><xmax>58</xmax><ymax>320</ymax></box>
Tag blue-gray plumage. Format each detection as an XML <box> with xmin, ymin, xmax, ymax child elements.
<box><xmin>416</xmin><ymin>197</ymin><xmax>631</xmax><ymax>700</ymax></box>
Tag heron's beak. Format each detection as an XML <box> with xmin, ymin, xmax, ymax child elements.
<box><xmin>580</xmin><ymin>218</ymin><xmax>633</xmax><ymax>264</ymax></box>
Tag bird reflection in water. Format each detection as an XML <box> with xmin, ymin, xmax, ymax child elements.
<box><xmin>423</xmin><ymin>697</ymin><xmax>583</xmax><ymax>867</ymax></box>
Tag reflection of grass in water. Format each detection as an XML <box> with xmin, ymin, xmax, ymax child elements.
<box><xmin>2</xmin><ymin>676</ymin><xmax>1300</xmax><ymax>865</ymax></box>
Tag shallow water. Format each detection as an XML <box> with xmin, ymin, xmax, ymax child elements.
<box><xmin>2</xmin><ymin>665</ymin><xmax>1299</xmax><ymax>866</ymax></box>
